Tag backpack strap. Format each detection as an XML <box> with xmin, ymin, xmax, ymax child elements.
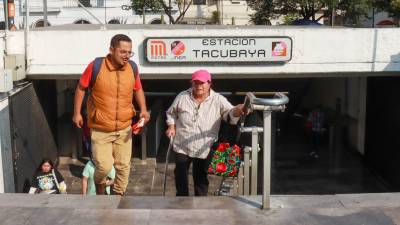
<box><xmin>128</xmin><ymin>60</ymin><xmax>139</xmax><ymax>79</ymax></box>
<box><xmin>89</xmin><ymin>57</ymin><xmax>104</xmax><ymax>89</ymax></box>
<box><xmin>89</xmin><ymin>58</ymin><xmax>138</xmax><ymax>89</ymax></box>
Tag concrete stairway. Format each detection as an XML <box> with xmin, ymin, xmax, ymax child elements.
<box><xmin>57</xmin><ymin>157</ymin><xmax>225</xmax><ymax>196</ymax></box>
<box><xmin>0</xmin><ymin>193</ymin><xmax>400</xmax><ymax>225</ymax></box>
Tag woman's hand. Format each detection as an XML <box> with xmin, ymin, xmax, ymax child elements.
<box><xmin>165</xmin><ymin>125</ymin><xmax>176</xmax><ymax>138</ymax></box>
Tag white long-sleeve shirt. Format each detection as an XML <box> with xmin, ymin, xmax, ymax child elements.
<box><xmin>166</xmin><ymin>88</ymin><xmax>239</xmax><ymax>159</ymax></box>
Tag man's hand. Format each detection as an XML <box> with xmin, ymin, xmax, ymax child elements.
<box><xmin>139</xmin><ymin>111</ymin><xmax>150</xmax><ymax>124</ymax></box>
<box><xmin>72</xmin><ymin>113</ymin><xmax>84</xmax><ymax>128</ymax></box>
<box><xmin>165</xmin><ymin>125</ymin><xmax>176</xmax><ymax>138</ymax></box>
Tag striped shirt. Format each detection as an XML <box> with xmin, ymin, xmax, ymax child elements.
<box><xmin>166</xmin><ymin>88</ymin><xmax>239</xmax><ymax>159</ymax></box>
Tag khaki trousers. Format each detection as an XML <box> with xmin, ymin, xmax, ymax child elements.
<box><xmin>91</xmin><ymin>126</ymin><xmax>132</xmax><ymax>194</ymax></box>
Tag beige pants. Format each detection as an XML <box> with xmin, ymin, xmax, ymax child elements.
<box><xmin>91</xmin><ymin>126</ymin><xmax>132</xmax><ymax>194</ymax></box>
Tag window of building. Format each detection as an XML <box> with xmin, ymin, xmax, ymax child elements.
<box><xmin>79</xmin><ymin>0</ymin><xmax>91</xmax><ymax>7</ymax></box>
<box><xmin>193</xmin><ymin>0</ymin><xmax>206</xmax><ymax>5</ymax></box>
<box><xmin>108</xmin><ymin>19</ymin><xmax>121</xmax><ymax>24</ymax></box>
<box><xmin>32</xmin><ymin>20</ymin><xmax>51</xmax><ymax>28</ymax></box>
<box><xmin>97</xmin><ymin>0</ymin><xmax>105</xmax><ymax>7</ymax></box>
<box><xmin>74</xmin><ymin>19</ymin><xmax>91</xmax><ymax>24</ymax></box>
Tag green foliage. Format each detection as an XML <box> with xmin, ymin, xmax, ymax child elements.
<box><xmin>374</xmin><ymin>0</ymin><xmax>400</xmax><ymax>22</ymax></box>
<box><xmin>338</xmin><ymin>0</ymin><xmax>372</xmax><ymax>26</ymax></box>
<box><xmin>130</xmin><ymin>0</ymin><xmax>163</xmax><ymax>15</ymax></box>
<box><xmin>129</xmin><ymin>0</ymin><xmax>193</xmax><ymax>24</ymax></box>
<box><xmin>282</xmin><ymin>13</ymin><xmax>301</xmax><ymax>25</ymax></box>
<box><xmin>211</xmin><ymin>11</ymin><xmax>220</xmax><ymax>24</ymax></box>
<box><xmin>246</xmin><ymin>0</ymin><xmax>274</xmax><ymax>24</ymax></box>
<box><xmin>274</xmin><ymin>0</ymin><xmax>332</xmax><ymax>21</ymax></box>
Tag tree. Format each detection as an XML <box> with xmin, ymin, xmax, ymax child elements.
<box><xmin>337</xmin><ymin>0</ymin><xmax>372</xmax><ymax>26</ymax></box>
<box><xmin>274</xmin><ymin>0</ymin><xmax>332</xmax><ymax>21</ymax></box>
<box><xmin>246</xmin><ymin>0</ymin><xmax>274</xmax><ymax>24</ymax></box>
<box><xmin>130</xmin><ymin>0</ymin><xmax>163</xmax><ymax>15</ymax></box>
<box><xmin>247</xmin><ymin>0</ymin><xmax>373</xmax><ymax>26</ymax></box>
<box><xmin>374</xmin><ymin>0</ymin><xmax>400</xmax><ymax>25</ymax></box>
<box><xmin>129</xmin><ymin>0</ymin><xmax>193</xmax><ymax>24</ymax></box>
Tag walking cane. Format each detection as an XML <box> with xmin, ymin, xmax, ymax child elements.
<box><xmin>163</xmin><ymin>136</ymin><xmax>174</xmax><ymax>196</ymax></box>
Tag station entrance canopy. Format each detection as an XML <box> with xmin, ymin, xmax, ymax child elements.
<box><xmin>5</xmin><ymin>25</ymin><xmax>399</xmax><ymax>79</ymax></box>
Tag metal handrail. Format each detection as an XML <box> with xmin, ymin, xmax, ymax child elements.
<box><xmin>235</xmin><ymin>92</ymin><xmax>288</xmax><ymax>209</ymax></box>
<box><xmin>246</xmin><ymin>92</ymin><xmax>289</xmax><ymax>107</ymax></box>
<box><xmin>236</xmin><ymin>92</ymin><xmax>288</xmax><ymax>142</ymax></box>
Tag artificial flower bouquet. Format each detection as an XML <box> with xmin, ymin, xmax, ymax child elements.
<box><xmin>208</xmin><ymin>142</ymin><xmax>241</xmax><ymax>177</ymax></box>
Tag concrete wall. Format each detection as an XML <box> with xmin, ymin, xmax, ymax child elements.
<box><xmin>2</xmin><ymin>26</ymin><xmax>397</xmax><ymax>79</ymax></box>
<box><xmin>0</xmin><ymin>97</ymin><xmax>15</xmax><ymax>193</ymax></box>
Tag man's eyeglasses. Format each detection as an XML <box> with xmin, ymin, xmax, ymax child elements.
<box><xmin>119</xmin><ymin>50</ymin><xmax>134</xmax><ymax>57</ymax></box>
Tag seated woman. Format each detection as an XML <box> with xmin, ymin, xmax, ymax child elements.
<box><xmin>28</xmin><ymin>159</ymin><xmax>67</xmax><ymax>194</ymax></box>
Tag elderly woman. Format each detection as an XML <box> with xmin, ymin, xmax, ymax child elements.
<box><xmin>29</xmin><ymin>159</ymin><xmax>67</xmax><ymax>194</ymax></box>
<box><xmin>166</xmin><ymin>69</ymin><xmax>245</xmax><ymax>196</ymax></box>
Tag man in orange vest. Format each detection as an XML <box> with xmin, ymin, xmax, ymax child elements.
<box><xmin>73</xmin><ymin>34</ymin><xmax>150</xmax><ymax>195</ymax></box>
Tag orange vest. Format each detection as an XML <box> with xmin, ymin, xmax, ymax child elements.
<box><xmin>87</xmin><ymin>56</ymin><xmax>136</xmax><ymax>132</ymax></box>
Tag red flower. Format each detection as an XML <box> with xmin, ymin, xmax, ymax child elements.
<box><xmin>216</xmin><ymin>162</ymin><xmax>227</xmax><ymax>173</ymax></box>
<box><xmin>213</xmin><ymin>154</ymin><xmax>219</xmax><ymax>159</ymax></box>
<box><xmin>228</xmin><ymin>167</ymin><xmax>238</xmax><ymax>176</ymax></box>
<box><xmin>217</xmin><ymin>143</ymin><xmax>227</xmax><ymax>152</ymax></box>
<box><xmin>208</xmin><ymin>167</ymin><xmax>214</xmax><ymax>174</ymax></box>
<box><xmin>228</xmin><ymin>171</ymin><xmax>235</xmax><ymax>176</ymax></box>
<box><xmin>224</xmin><ymin>143</ymin><xmax>231</xmax><ymax>148</ymax></box>
<box><xmin>233</xmin><ymin>145</ymin><xmax>241</xmax><ymax>155</ymax></box>
<box><xmin>228</xmin><ymin>159</ymin><xmax>236</xmax><ymax>164</ymax></box>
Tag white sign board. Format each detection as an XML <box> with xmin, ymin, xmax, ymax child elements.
<box><xmin>145</xmin><ymin>37</ymin><xmax>292</xmax><ymax>63</ymax></box>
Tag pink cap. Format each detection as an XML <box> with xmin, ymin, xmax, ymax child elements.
<box><xmin>191</xmin><ymin>70</ymin><xmax>211</xmax><ymax>83</ymax></box>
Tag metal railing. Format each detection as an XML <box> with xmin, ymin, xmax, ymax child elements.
<box><xmin>237</xmin><ymin>92</ymin><xmax>288</xmax><ymax>209</ymax></box>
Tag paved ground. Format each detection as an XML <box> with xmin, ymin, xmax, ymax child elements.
<box><xmin>0</xmin><ymin>193</ymin><xmax>400</xmax><ymax>225</ymax></box>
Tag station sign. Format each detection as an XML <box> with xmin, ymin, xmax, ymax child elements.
<box><xmin>145</xmin><ymin>37</ymin><xmax>292</xmax><ymax>63</ymax></box>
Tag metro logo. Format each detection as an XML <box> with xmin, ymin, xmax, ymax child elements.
<box><xmin>150</xmin><ymin>40</ymin><xmax>167</xmax><ymax>58</ymax></box>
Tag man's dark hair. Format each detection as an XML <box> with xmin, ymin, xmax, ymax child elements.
<box><xmin>110</xmin><ymin>34</ymin><xmax>132</xmax><ymax>48</ymax></box>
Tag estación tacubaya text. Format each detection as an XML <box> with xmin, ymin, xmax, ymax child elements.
<box><xmin>193</xmin><ymin>38</ymin><xmax>267</xmax><ymax>58</ymax></box>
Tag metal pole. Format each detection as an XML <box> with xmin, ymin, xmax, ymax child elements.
<box><xmin>141</xmin><ymin>127</ymin><xmax>147</xmax><ymax>160</ymax></box>
<box><xmin>251</xmin><ymin>128</ymin><xmax>258</xmax><ymax>195</ymax></box>
<box><xmin>142</xmin><ymin>6</ymin><xmax>146</xmax><ymax>24</ymax></box>
<box><xmin>372</xmin><ymin>8</ymin><xmax>375</xmax><ymax>28</ymax></box>
<box><xmin>105</xmin><ymin>0</ymin><xmax>107</xmax><ymax>24</ymax></box>
<box><xmin>4</xmin><ymin>0</ymin><xmax>9</xmax><ymax>55</ymax></box>
<box><xmin>243</xmin><ymin>146</ymin><xmax>250</xmax><ymax>195</ymax></box>
<box><xmin>3</xmin><ymin>0</ymin><xmax>8</xmax><ymax>30</ymax></box>
<box><xmin>24</xmin><ymin>0</ymin><xmax>29</xmax><ymax>69</ymax></box>
<box><xmin>262</xmin><ymin>110</ymin><xmax>271</xmax><ymax>209</ymax></box>
<box><xmin>221</xmin><ymin>0</ymin><xmax>224</xmax><ymax>24</ymax></box>
<box><xmin>168</xmin><ymin>0</ymin><xmax>171</xmax><ymax>24</ymax></box>
<box><xmin>43</xmin><ymin>0</ymin><xmax>48</xmax><ymax>26</ymax></box>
